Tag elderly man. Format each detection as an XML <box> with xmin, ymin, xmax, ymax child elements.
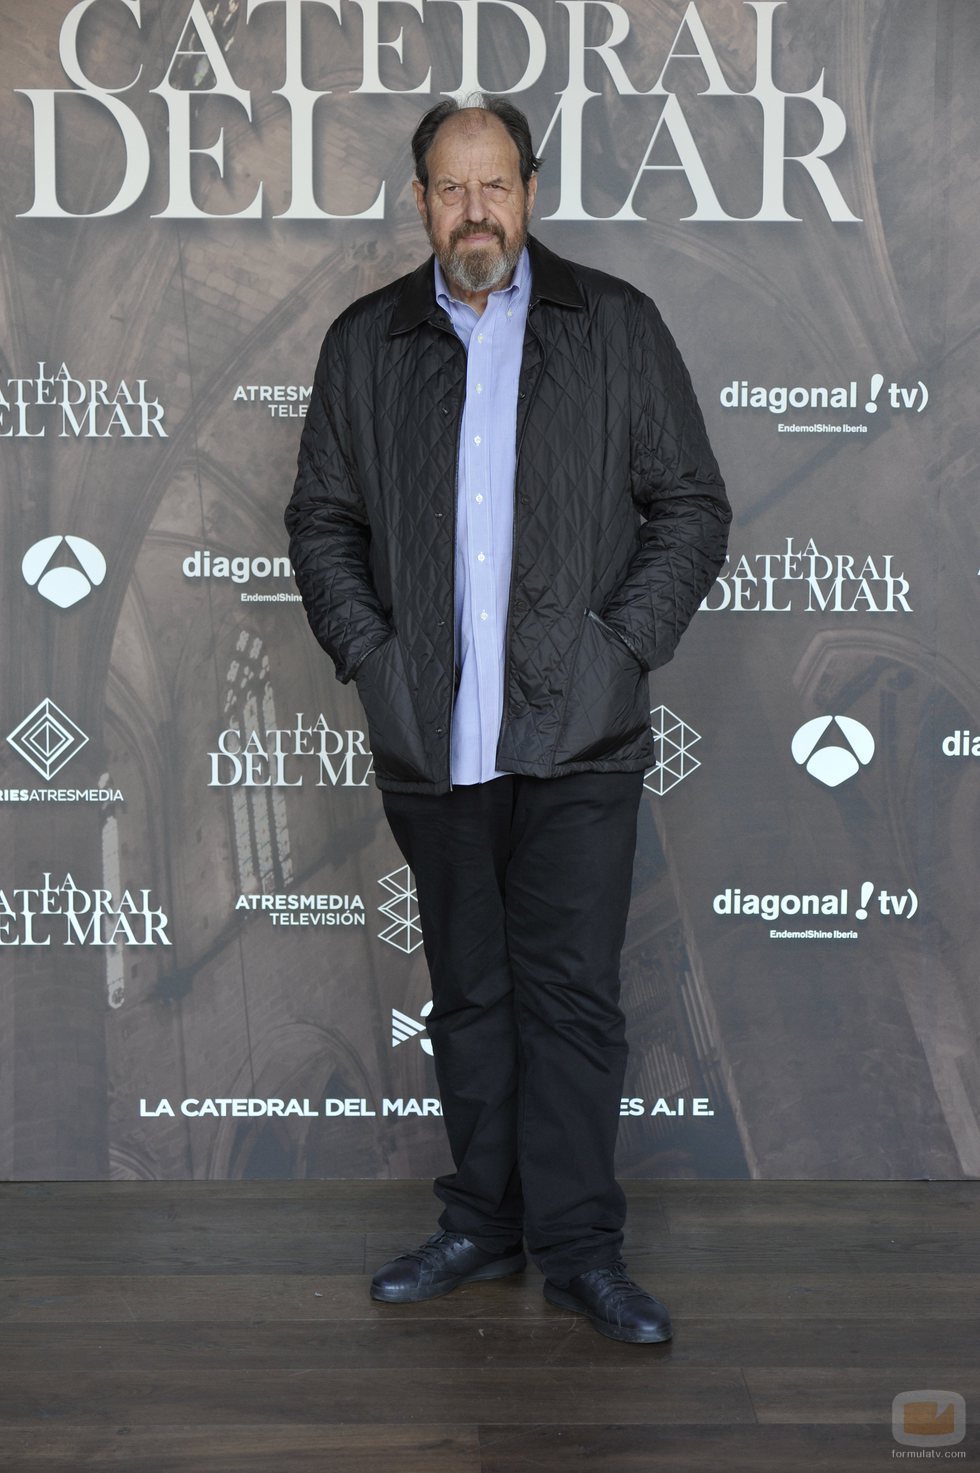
<box><xmin>285</xmin><ymin>95</ymin><xmax>730</xmax><ymax>1344</ymax></box>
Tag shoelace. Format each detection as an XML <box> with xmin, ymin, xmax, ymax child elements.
<box><xmin>399</xmin><ymin>1230</ymin><xmax>463</xmax><ymax>1266</ymax></box>
<box><xmin>601</xmin><ymin>1254</ymin><xmax>639</xmax><ymax>1290</ymax></box>
<box><xmin>590</xmin><ymin>1259</ymin><xmax>642</xmax><ymax>1295</ymax></box>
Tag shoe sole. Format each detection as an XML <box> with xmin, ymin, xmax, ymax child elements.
<box><xmin>543</xmin><ymin>1281</ymin><xmax>673</xmax><ymax>1343</ymax></box>
<box><xmin>370</xmin><ymin>1251</ymin><xmax>528</xmax><ymax>1304</ymax></box>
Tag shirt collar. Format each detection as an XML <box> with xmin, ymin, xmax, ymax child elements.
<box><xmin>387</xmin><ymin>233</ymin><xmax>583</xmax><ymax>338</ymax></box>
<box><xmin>433</xmin><ymin>242</ymin><xmax>530</xmax><ymax>315</ymax></box>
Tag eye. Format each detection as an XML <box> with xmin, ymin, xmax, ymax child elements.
<box><xmin>483</xmin><ymin>183</ymin><xmax>510</xmax><ymax>200</ymax></box>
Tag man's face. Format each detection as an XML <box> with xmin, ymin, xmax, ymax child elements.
<box><xmin>413</xmin><ymin>112</ymin><xmax>537</xmax><ymax>294</ymax></box>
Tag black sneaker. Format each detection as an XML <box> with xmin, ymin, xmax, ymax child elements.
<box><xmin>543</xmin><ymin>1259</ymin><xmax>672</xmax><ymax>1343</ymax></box>
<box><xmin>370</xmin><ymin>1229</ymin><xmax>527</xmax><ymax>1303</ymax></box>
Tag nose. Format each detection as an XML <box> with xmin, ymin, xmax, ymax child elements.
<box><xmin>461</xmin><ymin>182</ymin><xmax>486</xmax><ymax>221</ymax></box>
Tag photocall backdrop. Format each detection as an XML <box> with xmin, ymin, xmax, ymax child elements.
<box><xmin>0</xmin><ymin>0</ymin><xmax>977</xmax><ymax>1183</ymax></box>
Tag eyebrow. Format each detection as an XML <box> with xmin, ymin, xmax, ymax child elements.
<box><xmin>434</xmin><ymin>175</ymin><xmax>509</xmax><ymax>186</ymax></box>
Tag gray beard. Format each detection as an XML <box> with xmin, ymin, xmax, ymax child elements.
<box><xmin>436</xmin><ymin>228</ymin><xmax>527</xmax><ymax>294</ymax></box>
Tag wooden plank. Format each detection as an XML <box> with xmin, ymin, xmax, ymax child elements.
<box><xmin>0</xmin><ymin>1367</ymin><xmax>751</xmax><ymax>1428</ymax></box>
<box><xmin>659</xmin><ymin>1180</ymin><xmax>980</xmax><ymax>1230</ymax></box>
<box><xmin>2</xmin><ymin>1225</ymin><xmax>976</xmax><ymax>1279</ymax></box>
<box><xmin>478</xmin><ymin>1423</ymin><xmax>901</xmax><ymax>1472</ymax></box>
<box><xmin>742</xmin><ymin>1366</ymin><xmax>980</xmax><ymax>1424</ymax></box>
<box><xmin>2</xmin><ymin>1314</ymin><xmax>978</xmax><ymax>1372</ymax></box>
<box><xmin>0</xmin><ymin>1424</ymin><xmax>481</xmax><ymax>1473</ymax></box>
<box><xmin>0</xmin><ymin>1231</ymin><xmax>366</xmax><ymax>1276</ymax></box>
<box><xmin>3</xmin><ymin>1271</ymin><xmax>978</xmax><ymax>1323</ymax></box>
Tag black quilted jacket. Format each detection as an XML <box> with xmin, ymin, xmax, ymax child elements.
<box><xmin>284</xmin><ymin>232</ymin><xmax>731</xmax><ymax>794</ymax></box>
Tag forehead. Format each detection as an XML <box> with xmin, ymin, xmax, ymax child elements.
<box><xmin>427</xmin><ymin>114</ymin><xmax>521</xmax><ymax>181</ymax></box>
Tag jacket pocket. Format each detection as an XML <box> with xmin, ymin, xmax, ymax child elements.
<box><xmin>553</xmin><ymin>608</ymin><xmax>649</xmax><ymax>764</ymax></box>
<box><xmin>354</xmin><ymin>632</ymin><xmax>429</xmax><ymax>782</ymax></box>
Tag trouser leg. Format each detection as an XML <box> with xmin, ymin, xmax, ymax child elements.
<box><xmin>505</xmin><ymin>770</ymin><xmax>645</xmax><ymax>1285</ymax></box>
<box><xmin>381</xmin><ymin>768</ymin><xmax>644</xmax><ymax>1281</ymax></box>
<box><xmin>381</xmin><ymin>779</ymin><xmax>525</xmax><ymax>1253</ymax></box>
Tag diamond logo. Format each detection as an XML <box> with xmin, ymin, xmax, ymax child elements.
<box><xmin>378</xmin><ymin>864</ymin><xmax>423</xmax><ymax>953</ymax></box>
<box><xmin>391</xmin><ymin>1001</ymin><xmax>434</xmax><ymax>1055</ymax></box>
<box><xmin>645</xmin><ymin>706</ymin><xmax>701</xmax><ymax>795</ymax></box>
<box><xmin>7</xmin><ymin>698</ymin><xmax>89</xmax><ymax>780</ymax></box>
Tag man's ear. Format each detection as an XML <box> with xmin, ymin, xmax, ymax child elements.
<box><xmin>412</xmin><ymin>178</ymin><xmax>427</xmax><ymax>223</ymax></box>
<box><xmin>525</xmin><ymin>173</ymin><xmax>538</xmax><ymax>217</ymax></box>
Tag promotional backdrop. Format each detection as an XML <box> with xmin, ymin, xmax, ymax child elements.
<box><xmin>1</xmin><ymin>0</ymin><xmax>977</xmax><ymax>1183</ymax></box>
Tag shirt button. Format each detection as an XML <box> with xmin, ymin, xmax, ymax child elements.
<box><xmin>506</xmin><ymin>309</ymin><xmax>512</xmax><ymax>318</ymax></box>
<box><xmin>477</xmin><ymin>333</ymin><xmax>484</xmax><ymax>343</ymax></box>
<box><xmin>477</xmin><ymin>553</ymin><xmax>486</xmax><ymax>562</ymax></box>
<box><xmin>476</xmin><ymin>383</ymin><xmax>483</xmax><ymax>393</ymax></box>
<box><xmin>480</xmin><ymin>610</ymin><xmax>488</xmax><ymax>621</ymax></box>
<box><xmin>474</xmin><ymin>435</ymin><xmax>481</xmax><ymax>445</ymax></box>
<box><xmin>475</xmin><ymin>494</ymin><xmax>483</xmax><ymax>503</ymax></box>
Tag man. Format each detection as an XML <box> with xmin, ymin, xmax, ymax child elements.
<box><xmin>285</xmin><ymin>95</ymin><xmax>730</xmax><ymax>1345</ymax></box>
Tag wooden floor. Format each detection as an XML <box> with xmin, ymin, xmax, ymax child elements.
<box><xmin>0</xmin><ymin>1179</ymin><xmax>977</xmax><ymax>1472</ymax></box>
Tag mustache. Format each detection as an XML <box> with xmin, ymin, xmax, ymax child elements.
<box><xmin>451</xmin><ymin>222</ymin><xmax>505</xmax><ymax>246</ymax></box>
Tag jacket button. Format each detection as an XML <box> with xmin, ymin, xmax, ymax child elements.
<box><xmin>514</xmin><ymin>599</ymin><xmax>527</xmax><ymax>613</ymax></box>
<box><xmin>435</xmin><ymin>510</ymin><xmax>444</xmax><ymax>518</ymax></box>
<box><xmin>435</xmin><ymin>726</ymin><xmax>445</xmax><ymax>735</ymax></box>
<box><xmin>437</xmin><ymin>618</ymin><xmax>446</xmax><ymax>627</ymax></box>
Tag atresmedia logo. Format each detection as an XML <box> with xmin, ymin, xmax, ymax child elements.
<box><xmin>792</xmin><ymin>715</ymin><xmax>875</xmax><ymax>788</ymax></box>
<box><xmin>22</xmin><ymin>535</ymin><xmax>106</xmax><ymax>609</ymax></box>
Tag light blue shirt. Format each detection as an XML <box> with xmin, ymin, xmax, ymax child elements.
<box><xmin>434</xmin><ymin>244</ymin><xmax>532</xmax><ymax>785</ymax></box>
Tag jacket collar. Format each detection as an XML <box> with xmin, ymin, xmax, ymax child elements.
<box><xmin>387</xmin><ymin>231</ymin><xmax>583</xmax><ymax>336</ymax></box>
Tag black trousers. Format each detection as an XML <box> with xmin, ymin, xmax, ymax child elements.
<box><xmin>381</xmin><ymin>769</ymin><xmax>646</xmax><ymax>1285</ymax></box>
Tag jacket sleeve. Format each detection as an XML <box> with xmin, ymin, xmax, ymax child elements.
<box><xmin>283</xmin><ymin>320</ymin><xmax>393</xmax><ymax>684</ymax></box>
<box><xmin>599</xmin><ymin>288</ymin><xmax>731</xmax><ymax>674</ymax></box>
